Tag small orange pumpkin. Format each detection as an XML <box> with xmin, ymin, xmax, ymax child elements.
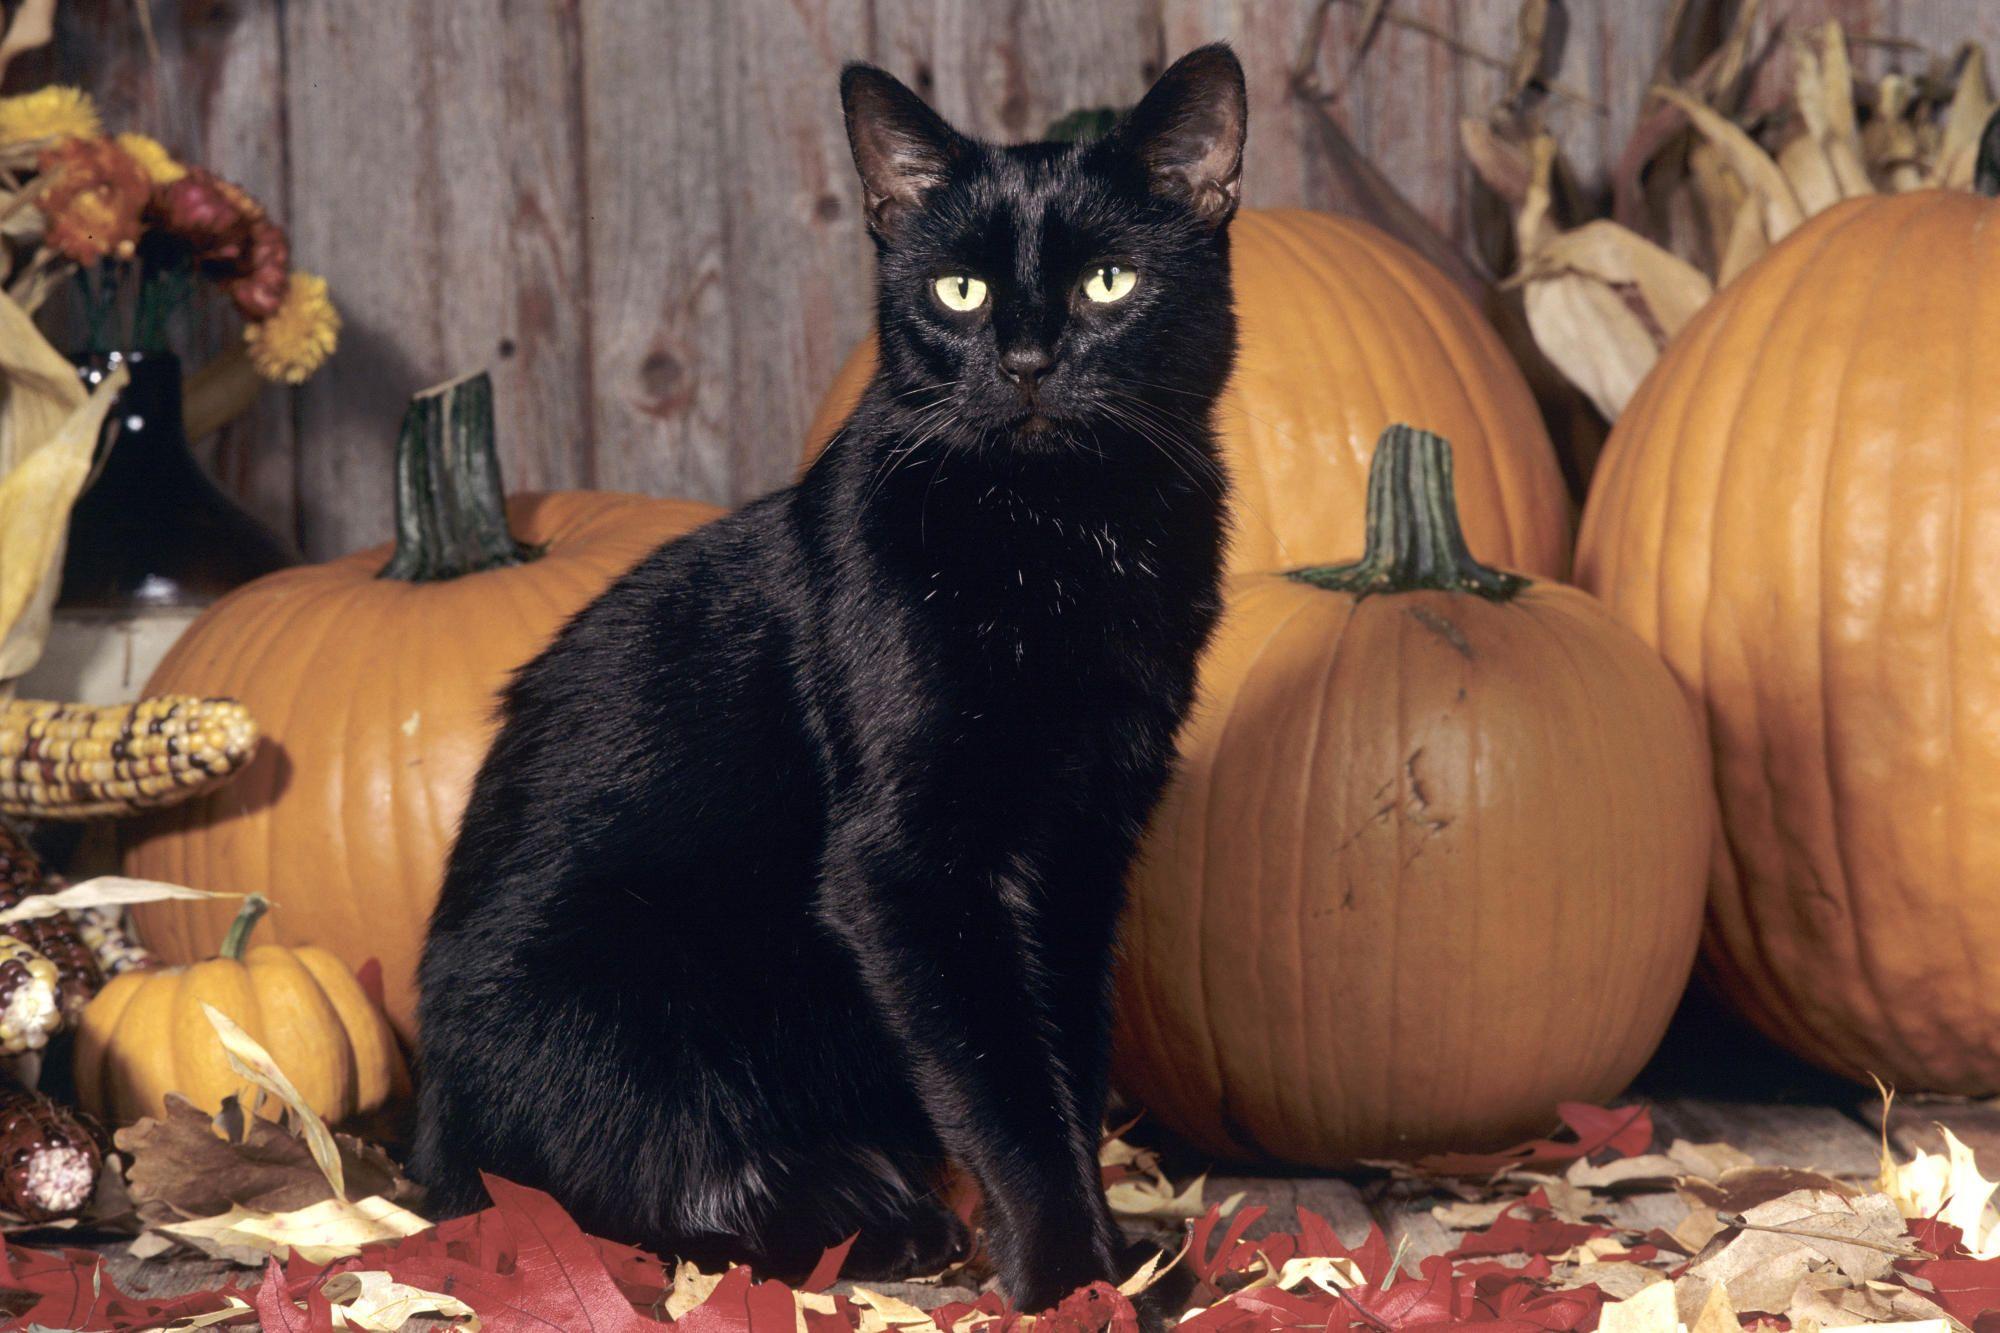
<box><xmin>1115</xmin><ymin>425</ymin><xmax>1710</xmax><ymax>1164</ymax></box>
<box><xmin>74</xmin><ymin>894</ymin><xmax>400</xmax><ymax>1125</ymax></box>
<box><xmin>804</xmin><ymin>210</ymin><xmax>1573</xmax><ymax>579</ymax></box>
<box><xmin>122</xmin><ymin>374</ymin><xmax>722</xmax><ymax>1040</ymax></box>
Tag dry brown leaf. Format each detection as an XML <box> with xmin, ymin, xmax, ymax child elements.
<box><xmin>318</xmin><ymin>1270</ymin><xmax>480</xmax><ymax>1331</ymax></box>
<box><xmin>1686</xmin><ymin>1188</ymin><xmax>1913</xmax><ymax>1314</ymax></box>
<box><xmin>1554</xmin><ymin>1260</ymin><xmax>1664</xmax><ymax>1300</ymax></box>
<box><xmin>203</xmin><ymin>1003</ymin><xmax>345</xmax><ymax>1198</ymax></box>
<box><xmin>155</xmin><ymin>1193</ymin><xmax>430</xmax><ymax>1266</ymax></box>
<box><xmin>1788</xmin><ymin>23</ymin><xmax>1874</xmax><ymax>201</ymax></box>
<box><xmin>1461</xmin><ymin>117</ymin><xmax>1535</xmax><ymax>208</ymax></box>
<box><xmin>1680</xmin><ymin>1166</ymin><xmax>1857</xmax><ymax>1214</ymax></box>
<box><xmin>665</xmin><ymin>1260</ymin><xmax>727</xmax><ymax>1320</ymax></box>
<box><xmin>1595</xmin><ymin>1276</ymin><xmax>1680</xmax><ymax>1333</ymax></box>
<box><xmin>1100</xmin><ymin>1127</ymin><xmax>1241</xmax><ymax>1220</ymax></box>
<box><xmin>1865</xmin><ymin>76</ymin><xmax>1927</xmax><ymax>191</ymax></box>
<box><xmin>1787</xmin><ymin>1272</ymin><xmax>1952</xmax><ymax>1330</ymax></box>
<box><xmin>1684</xmin><ymin>1279</ymin><xmax>1738</xmax><ymax>1333</ymax></box>
<box><xmin>1934</xmin><ymin>45</ymin><xmax>1995</xmax><ymax>187</ymax></box>
<box><xmin>1433</xmin><ymin>1198</ymin><xmax>1511</xmax><ymax>1229</ymax></box>
<box><xmin>1667</xmin><ymin>1141</ymin><xmax>1756</xmax><ymax>1180</ymax></box>
<box><xmin>0</xmin><ymin>877</ymin><xmax>238</xmax><ymax>926</ymax></box>
<box><xmin>1653</xmin><ymin>86</ymin><xmax>1805</xmax><ymax>242</ymax></box>
<box><xmin>117</xmin><ymin>1093</ymin><xmax>419</xmax><ymax>1227</ymax></box>
<box><xmin>1674</xmin><ymin>1204</ymin><xmax>1727</xmax><ymax>1255</ymax></box>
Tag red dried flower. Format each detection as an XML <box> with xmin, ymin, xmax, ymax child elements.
<box><xmin>35</xmin><ymin>136</ymin><xmax>150</xmax><ymax>265</ymax></box>
<box><xmin>226</xmin><ymin>217</ymin><xmax>290</xmax><ymax>321</ymax></box>
<box><xmin>149</xmin><ymin>166</ymin><xmax>293</xmax><ymax>316</ymax></box>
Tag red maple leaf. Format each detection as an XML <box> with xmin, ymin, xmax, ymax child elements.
<box><xmin>1900</xmin><ymin>1254</ymin><xmax>2000</xmax><ymax>1326</ymax></box>
<box><xmin>1449</xmin><ymin>1195</ymin><xmax>1612</xmax><ymax>1258</ymax></box>
<box><xmin>254</xmin><ymin>1257</ymin><xmax>339</xmax><ymax>1332</ymax></box>
<box><xmin>1414</xmin><ymin>1104</ymin><xmax>1653</xmax><ymax>1176</ymax></box>
<box><xmin>803</xmin><ymin>1234</ymin><xmax>857</xmax><ymax>1292</ymax></box>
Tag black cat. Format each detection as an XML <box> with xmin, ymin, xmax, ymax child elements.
<box><xmin>412</xmin><ymin>44</ymin><xmax>1245</xmax><ymax>1312</ymax></box>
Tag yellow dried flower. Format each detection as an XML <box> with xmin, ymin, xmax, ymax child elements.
<box><xmin>114</xmin><ymin>132</ymin><xmax>184</xmax><ymax>185</ymax></box>
<box><xmin>244</xmin><ymin>271</ymin><xmax>339</xmax><ymax>384</ymax></box>
<box><xmin>0</xmin><ymin>87</ymin><xmax>100</xmax><ymax>146</ymax></box>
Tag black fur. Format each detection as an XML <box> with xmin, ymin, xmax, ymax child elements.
<box><xmin>412</xmin><ymin>45</ymin><xmax>1245</xmax><ymax>1311</ymax></box>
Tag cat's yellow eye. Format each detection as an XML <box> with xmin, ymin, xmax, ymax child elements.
<box><xmin>933</xmin><ymin>274</ymin><xmax>989</xmax><ymax>312</ymax></box>
<box><xmin>1082</xmin><ymin>264</ymin><xmax>1138</xmax><ymax>304</ymax></box>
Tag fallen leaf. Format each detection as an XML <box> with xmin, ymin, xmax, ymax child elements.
<box><xmin>156</xmin><ymin>1193</ymin><xmax>431</xmax><ymax>1265</ymax></box>
<box><xmin>319</xmin><ymin>1268</ymin><xmax>481</xmax><ymax>1330</ymax></box>
<box><xmin>1679</xmin><ymin>1166</ymin><xmax>1857</xmax><ymax>1214</ymax></box>
<box><xmin>1595</xmin><ymin>1272</ymin><xmax>1681</xmax><ymax>1333</ymax></box>
<box><xmin>118</xmin><ymin>1093</ymin><xmax>419</xmax><ymax>1227</ymax></box>
<box><xmin>1414</xmin><ymin>1104</ymin><xmax>1655</xmax><ymax>1178</ymax></box>
<box><xmin>202</xmin><ymin>1003</ymin><xmax>346</xmax><ymax>1198</ymax></box>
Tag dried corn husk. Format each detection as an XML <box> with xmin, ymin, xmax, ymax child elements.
<box><xmin>0</xmin><ymin>289</ymin><xmax>126</xmax><ymax>688</ymax></box>
<box><xmin>1475</xmin><ymin>17</ymin><xmax>1998</xmax><ymax>421</ymax></box>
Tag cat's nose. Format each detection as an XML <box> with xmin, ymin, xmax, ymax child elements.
<box><xmin>999</xmin><ymin>346</ymin><xmax>1052</xmax><ymax>392</ymax></box>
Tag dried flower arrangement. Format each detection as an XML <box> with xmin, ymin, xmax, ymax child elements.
<box><xmin>0</xmin><ymin>85</ymin><xmax>337</xmax><ymax>385</ymax></box>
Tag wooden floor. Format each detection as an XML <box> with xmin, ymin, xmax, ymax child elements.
<box><xmin>69</xmin><ymin>1001</ymin><xmax>2000</xmax><ymax>1321</ymax></box>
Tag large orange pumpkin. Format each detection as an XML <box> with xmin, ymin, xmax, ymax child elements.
<box><xmin>804</xmin><ymin>209</ymin><xmax>1573</xmax><ymax>579</ymax></box>
<box><xmin>122</xmin><ymin>373</ymin><xmax>721</xmax><ymax>1040</ymax></box>
<box><xmin>1116</xmin><ymin>425</ymin><xmax>1709</xmax><ymax>1164</ymax></box>
<box><xmin>1576</xmin><ymin>189</ymin><xmax>2000</xmax><ymax>1093</ymax></box>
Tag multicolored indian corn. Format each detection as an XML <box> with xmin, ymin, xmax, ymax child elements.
<box><xmin>0</xmin><ymin>696</ymin><xmax>258</xmax><ymax>821</ymax></box>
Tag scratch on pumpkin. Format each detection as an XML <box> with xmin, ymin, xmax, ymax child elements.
<box><xmin>1331</xmin><ymin>750</ymin><xmax>1451</xmax><ymax>863</ymax></box>
<box><xmin>1407</xmin><ymin>605</ymin><xmax>1473</xmax><ymax>660</ymax></box>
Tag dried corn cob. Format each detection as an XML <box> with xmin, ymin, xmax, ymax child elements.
<box><xmin>0</xmin><ymin>696</ymin><xmax>258</xmax><ymax>821</ymax></box>
<box><xmin>0</xmin><ymin>822</ymin><xmax>98</xmax><ymax>1018</ymax></box>
<box><xmin>73</xmin><ymin>905</ymin><xmax>151</xmax><ymax>977</ymax></box>
<box><xmin>0</xmin><ymin>1082</ymin><xmax>101</xmax><ymax>1221</ymax></box>
<box><xmin>0</xmin><ymin>936</ymin><xmax>58</xmax><ymax>1055</ymax></box>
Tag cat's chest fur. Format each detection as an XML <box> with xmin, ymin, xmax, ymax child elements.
<box><xmin>854</xmin><ymin>456</ymin><xmax>1220</xmax><ymax>690</ymax></box>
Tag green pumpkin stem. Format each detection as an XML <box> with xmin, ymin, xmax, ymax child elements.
<box><xmin>219</xmin><ymin>894</ymin><xmax>270</xmax><ymax>961</ymax></box>
<box><xmin>1977</xmin><ymin>107</ymin><xmax>2000</xmax><ymax>198</ymax></box>
<box><xmin>379</xmin><ymin>370</ymin><xmax>540</xmax><ymax>582</ymax></box>
<box><xmin>1289</xmin><ymin>424</ymin><xmax>1526</xmax><ymax>602</ymax></box>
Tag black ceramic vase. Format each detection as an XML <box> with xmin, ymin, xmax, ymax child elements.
<box><xmin>57</xmin><ymin>349</ymin><xmax>297</xmax><ymax>609</ymax></box>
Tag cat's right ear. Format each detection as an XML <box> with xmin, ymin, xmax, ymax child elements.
<box><xmin>842</xmin><ymin>65</ymin><xmax>963</xmax><ymax>240</ymax></box>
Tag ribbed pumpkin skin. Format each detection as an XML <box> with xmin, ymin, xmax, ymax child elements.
<box><xmin>74</xmin><ymin>941</ymin><xmax>399</xmax><ymax>1125</ymax></box>
<box><xmin>121</xmin><ymin>493</ymin><xmax>723</xmax><ymax>1041</ymax></box>
<box><xmin>1114</xmin><ymin>574</ymin><xmax>1710</xmax><ymax>1164</ymax></box>
<box><xmin>802</xmin><ymin>210</ymin><xmax>1572</xmax><ymax>579</ymax></box>
<box><xmin>1576</xmin><ymin>191</ymin><xmax>2000</xmax><ymax>1093</ymax></box>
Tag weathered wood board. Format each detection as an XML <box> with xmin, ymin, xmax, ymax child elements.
<box><xmin>22</xmin><ymin>0</ymin><xmax>2000</xmax><ymax>557</ymax></box>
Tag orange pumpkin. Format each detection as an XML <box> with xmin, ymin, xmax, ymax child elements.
<box><xmin>122</xmin><ymin>373</ymin><xmax>721</xmax><ymax>1040</ymax></box>
<box><xmin>804</xmin><ymin>210</ymin><xmax>1574</xmax><ymax>579</ymax></box>
<box><xmin>1576</xmin><ymin>189</ymin><xmax>2000</xmax><ymax>1092</ymax></box>
<box><xmin>1116</xmin><ymin>425</ymin><xmax>1709</xmax><ymax>1164</ymax></box>
<box><xmin>74</xmin><ymin>894</ymin><xmax>401</xmax><ymax>1126</ymax></box>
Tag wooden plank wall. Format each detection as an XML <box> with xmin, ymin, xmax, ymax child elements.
<box><xmin>23</xmin><ymin>0</ymin><xmax>2000</xmax><ymax>559</ymax></box>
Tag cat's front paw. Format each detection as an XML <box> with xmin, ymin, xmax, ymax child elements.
<box><xmin>841</xmin><ymin>1203</ymin><xmax>972</xmax><ymax>1281</ymax></box>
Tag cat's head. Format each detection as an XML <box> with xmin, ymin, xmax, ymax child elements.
<box><xmin>840</xmin><ymin>46</ymin><xmax>1246</xmax><ymax>453</ymax></box>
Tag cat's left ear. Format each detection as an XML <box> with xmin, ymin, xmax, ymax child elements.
<box><xmin>1115</xmin><ymin>44</ymin><xmax>1247</xmax><ymax>227</ymax></box>
<box><xmin>842</xmin><ymin>64</ymin><xmax>965</xmax><ymax>240</ymax></box>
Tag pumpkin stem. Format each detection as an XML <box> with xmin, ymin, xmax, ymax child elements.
<box><xmin>1977</xmin><ymin>107</ymin><xmax>2000</xmax><ymax>198</ymax></box>
<box><xmin>379</xmin><ymin>370</ymin><xmax>540</xmax><ymax>582</ymax></box>
<box><xmin>1289</xmin><ymin>424</ymin><xmax>1526</xmax><ymax>601</ymax></box>
<box><xmin>219</xmin><ymin>894</ymin><xmax>269</xmax><ymax>961</ymax></box>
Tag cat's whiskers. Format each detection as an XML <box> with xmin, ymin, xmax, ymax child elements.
<box><xmin>1093</xmin><ymin>387</ymin><xmax>1226</xmax><ymax>496</ymax></box>
<box><xmin>858</xmin><ymin>383</ymin><xmax>963</xmax><ymax>509</ymax></box>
